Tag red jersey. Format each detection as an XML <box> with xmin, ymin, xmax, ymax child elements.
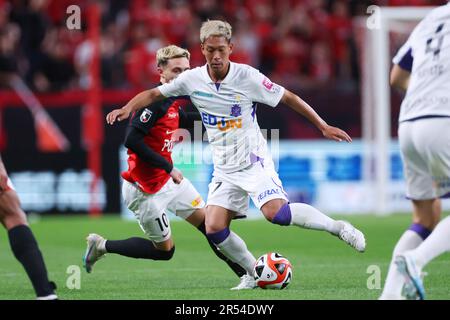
<box><xmin>121</xmin><ymin>97</ymin><xmax>192</xmax><ymax>194</ymax></box>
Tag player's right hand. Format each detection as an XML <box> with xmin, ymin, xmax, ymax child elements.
<box><xmin>321</xmin><ymin>124</ymin><xmax>352</xmax><ymax>143</ymax></box>
<box><xmin>106</xmin><ymin>107</ymin><xmax>131</xmax><ymax>125</ymax></box>
<box><xmin>170</xmin><ymin>167</ymin><xmax>184</xmax><ymax>184</ymax></box>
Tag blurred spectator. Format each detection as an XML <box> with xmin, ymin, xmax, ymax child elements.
<box><xmin>1</xmin><ymin>0</ymin><xmax>448</xmax><ymax>139</ymax></box>
<box><xmin>0</xmin><ymin>3</ymin><xmax>20</xmax><ymax>87</ymax></box>
<box><xmin>4</xmin><ymin>0</ymin><xmax>449</xmax><ymax>91</ymax></box>
<box><xmin>10</xmin><ymin>0</ymin><xmax>50</xmax><ymax>85</ymax></box>
<box><xmin>33</xmin><ymin>27</ymin><xmax>76</xmax><ymax>91</ymax></box>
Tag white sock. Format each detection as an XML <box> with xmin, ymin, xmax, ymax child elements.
<box><xmin>216</xmin><ymin>231</ymin><xmax>256</xmax><ymax>275</ymax></box>
<box><xmin>411</xmin><ymin>216</ymin><xmax>450</xmax><ymax>269</ymax></box>
<box><xmin>380</xmin><ymin>230</ymin><xmax>423</xmax><ymax>299</ymax></box>
<box><xmin>289</xmin><ymin>203</ymin><xmax>342</xmax><ymax>235</ymax></box>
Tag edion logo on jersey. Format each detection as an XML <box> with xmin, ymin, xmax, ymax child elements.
<box><xmin>140</xmin><ymin>109</ymin><xmax>153</xmax><ymax>123</ymax></box>
<box><xmin>201</xmin><ymin>112</ymin><xmax>242</xmax><ymax>132</ymax></box>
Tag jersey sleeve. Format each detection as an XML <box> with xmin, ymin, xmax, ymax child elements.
<box><xmin>157</xmin><ymin>71</ymin><xmax>190</xmax><ymax>98</ymax></box>
<box><xmin>393</xmin><ymin>41</ymin><xmax>414</xmax><ymax>72</ymax></box>
<box><xmin>392</xmin><ymin>19</ymin><xmax>423</xmax><ymax>71</ymax></box>
<box><xmin>129</xmin><ymin>102</ymin><xmax>163</xmax><ymax>134</ymax></box>
<box><xmin>246</xmin><ymin>68</ymin><xmax>285</xmax><ymax>107</ymax></box>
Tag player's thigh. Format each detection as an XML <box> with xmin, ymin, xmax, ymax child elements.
<box><xmin>184</xmin><ymin>208</ymin><xmax>205</xmax><ymax>228</ymax></box>
<box><xmin>398</xmin><ymin>122</ymin><xmax>435</xmax><ymax>200</ymax></box>
<box><xmin>0</xmin><ymin>186</ymin><xmax>27</xmax><ymax>229</ymax></box>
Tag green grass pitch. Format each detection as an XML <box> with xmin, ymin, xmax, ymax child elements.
<box><xmin>1</xmin><ymin>213</ymin><xmax>449</xmax><ymax>300</ymax></box>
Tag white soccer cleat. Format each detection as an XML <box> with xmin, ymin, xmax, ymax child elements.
<box><xmin>337</xmin><ymin>221</ymin><xmax>366</xmax><ymax>252</ymax></box>
<box><xmin>395</xmin><ymin>252</ymin><xmax>426</xmax><ymax>300</ymax></box>
<box><xmin>83</xmin><ymin>233</ymin><xmax>107</xmax><ymax>273</ymax></box>
<box><xmin>230</xmin><ymin>274</ymin><xmax>257</xmax><ymax>290</ymax></box>
<box><xmin>36</xmin><ymin>294</ymin><xmax>58</xmax><ymax>300</ymax></box>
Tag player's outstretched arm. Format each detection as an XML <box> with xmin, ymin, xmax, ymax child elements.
<box><xmin>106</xmin><ymin>88</ymin><xmax>165</xmax><ymax>125</ymax></box>
<box><xmin>280</xmin><ymin>89</ymin><xmax>352</xmax><ymax>143</ymax></box>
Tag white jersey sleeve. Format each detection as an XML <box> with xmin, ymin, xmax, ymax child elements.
<box><xmin>157</xmin><ymin>70</ymin><xmax>191</xmax><ymax>97</ymax></box>
<box><xmin>392</xmin><ymin>19</ymin><xmax>423</xmax><ymax>71</ymax></box>
<box><xmin>392</xmin><ymin>36</ymin><xmax>414</xmax><ymax>70</ymax></box>
<box><xmin>245</xmin><ymin>68</ymin><xmax>285</xmax><ymax>107</ymax></box>
<box><xmin>393</xmin><ymin>3</ymin><xmax>450</xmax><ymax>122</ymax></box>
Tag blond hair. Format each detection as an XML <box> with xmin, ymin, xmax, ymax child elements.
<box><xmin>156</xmin><ymin>45</ymin><xmax>190</xmax><ymax>67</ymax></box>
<box><xmin>200</xmin><ymin>20</ymin><xmax>232</xmax><ymax>43</ymax></box>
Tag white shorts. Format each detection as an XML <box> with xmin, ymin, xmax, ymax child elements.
<box><xmin>399</xmin><ymin>117</ymin><xmax>450</xmax><ymax>200</ymax></box>
<box><xmin>207</xmin><ymin>160</ymin><xmax>288</xmax><ymax>216</ymax></box>
<box><xmin>122</xmin><ymin>178</ymin><xmax>205</xmax><ymax>243</ymax></box>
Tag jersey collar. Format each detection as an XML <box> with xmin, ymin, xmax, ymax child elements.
<box><xmin>202</xmin><ymin>61</ymin><xmax>234</xmax><ymax>85</ymax></box>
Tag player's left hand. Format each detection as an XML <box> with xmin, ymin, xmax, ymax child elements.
<box><xmin>321</xmin><ymin>125</ymin><xmax>352</xmax><ymax>143</ymax></box>
<box><xmin>106</xmin><ymin>107</ymin><xmax>131</xmax><ymax>125</ymax></box>
<box><xmin>170</xmin><ymin>167</ymin><xmax>184</xmax><ymax>184</ymax></box>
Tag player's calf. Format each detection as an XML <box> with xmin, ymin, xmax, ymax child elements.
<box><xmin>0</xmin><ymin>190</ymin><xmax>28</xmax><ymax>229</ymax></box>
<box><xmin>8</xmin><ymin>224</ymin><xmax>57</xmax><ymax>298</ymax></box>
<box><xmin>84</xmin><ymin>234</ymin><xmax>176</xmax><ymax>273</ymax></box>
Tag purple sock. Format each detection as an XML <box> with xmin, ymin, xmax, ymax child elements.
<box><xmin>272</xmin><ymin>203</ymin><xmax>292</xmax><ymax>226</ymax></box>
<box><xmin>207</xmin><ymin>227</ymin><xmax>230</xmax><ymax>245</ymax></box>
<box><xmin>409</xmin><ymin>223</ymin><xmax>431</xmax><ymax>240</ymax></box>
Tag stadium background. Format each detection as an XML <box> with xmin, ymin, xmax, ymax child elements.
<box><xmin>1</xmin><ymin>0</ymin><xmax>448</xmax><ymax>216</ymax></box>
<box><xmin>1</xmin><ymin>0</ymin><xmax>450</xmax><ymax>301</ymax></box>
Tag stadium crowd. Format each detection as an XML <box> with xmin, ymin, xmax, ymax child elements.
<box><xmin>0</xmin><ymin>0</ymin><xmax>447</xmax><ymax>138</ymax></box>
<box><xmin>1</xmin><ymin>0</ymin><xmax>445</xmax><ymax>91</ymax></box>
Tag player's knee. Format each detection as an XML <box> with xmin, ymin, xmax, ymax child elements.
<box><xmin>263</xmin><ymin>202</ymin><xmax>291</xmax><ymax>226</ymax></box>
<box><xmin>205</xmin><ymin>218</ymin><xmax>226</xmax><ymax>235</ymax></box>
<box><xmin>206</xmin><ymin>227</ymin><xmax>230</xmax><ymax>245</ymax></box>
<box><xmin>0</xmin><ymin>193</ymin><xmax>27</xmax><ymax>229</ymax></box>
<box><xmin>157</xmin><ymin>246</ymin><xmax>175</xmax><ymax>261</ymax></box>
<box><xmin>414</xmin><ymin>216</ymin><xmax>435</xmax><ymax>231</ymax></box>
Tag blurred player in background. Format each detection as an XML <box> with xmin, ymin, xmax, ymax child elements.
<box><xmin>0</xmin><ymin>155</ymin><xmax>57</xmax><ymax>300</ymax></box>
<box><xmin>380</xmin><ymin>2</ymin><xmax>450</xmax><ymax>300</ymax></box>
<box><xmin>107</xmin><ymin>20</ymin><xmax>366</xmax><ymax>289</ymax></box>
<box><xmin>84</xmin><ymin>45</ymin><xmax>249</xmax><ymax>288</ymax></box>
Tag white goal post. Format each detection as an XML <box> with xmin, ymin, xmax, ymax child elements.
<box><xmin>358</xmin><ymin>6</ymin><xmax>435</xmax><ymax>214</ymax></box>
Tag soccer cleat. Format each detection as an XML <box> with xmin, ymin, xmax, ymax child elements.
<box><xmin>36</xmin><ymin>281</ymin><xmax>58</xmax><ymax>300</ymax></box>
<box><xmin>83</xmin><ymin>233</ymin><xmax>107</xmax><ymax>273</ymax></box>
<box><xmin>395</xmin><ymin>252</ymin><xmax>425</xmax><ymax>300</ymax></box>
<box><xmin>36</xmin><ymin>294</ymin><xmax>58</xmax><ymax>300</ymax></box>
<box><xmin>337</xmin><ymin>221</ymin><xmax>366</xmax><ymax>252</ymax></box>
<box><xmin>230</xmin><ymin>274</ymin><xmax>257</xmax><ymax>290</ymax></box>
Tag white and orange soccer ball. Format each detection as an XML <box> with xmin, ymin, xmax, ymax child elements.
<box><xmin>253</xmin><ymin>252</ymin><xmax>293</xmax><ymax>289</ymax></box>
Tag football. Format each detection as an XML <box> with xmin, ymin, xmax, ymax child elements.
<box><xmin>253</xmin><ymin>252</ymin><xmax>293</xmax><ymax>289</ymax></box>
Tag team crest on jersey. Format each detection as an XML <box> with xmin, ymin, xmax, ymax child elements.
<box><xmin>230</xmin><ymin>104</ymin><xmax>242</xmax><ymax>117</ymax></box>
<box><xmin>140</xmin><ymin>109</ymin><xmax>153</xmax><ymax>123</ymax></box>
